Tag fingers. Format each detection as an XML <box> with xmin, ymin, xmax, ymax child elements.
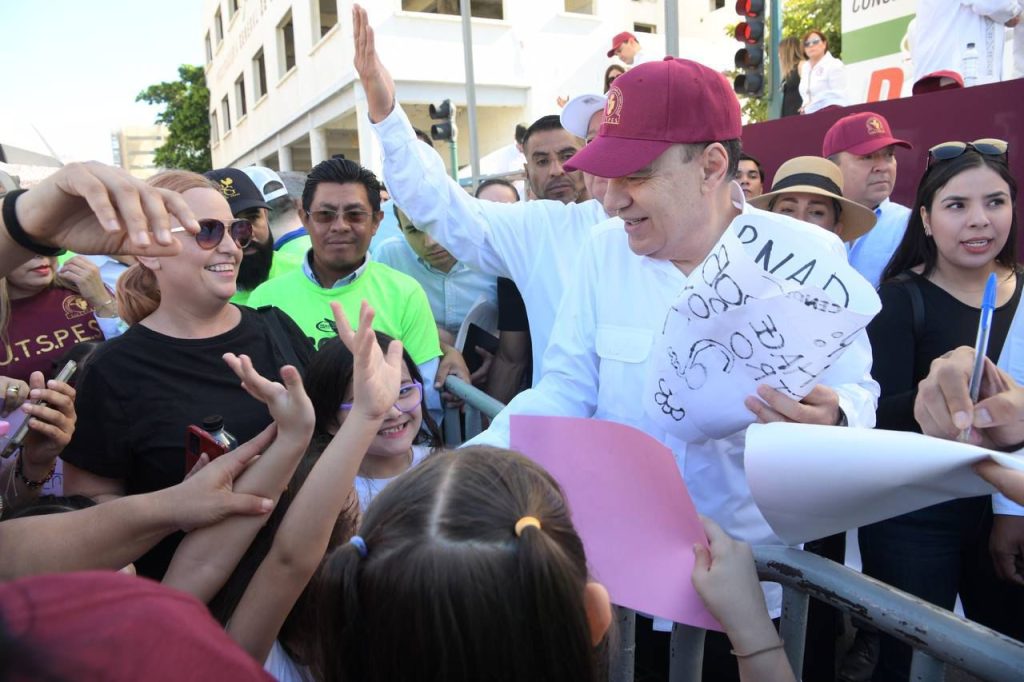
<box><xmin>223</xmin><ymin>353</ymin><xmax>277</xmax><ymax>403</ymax></box>
<box><xmin>692</xmin><ymin>543</ymin><xmax>712</xmax><ymax>575</ymax></box>
<box><xmin>974</xmin><ymin>460</ymin><xmax>1024</xmax><ymax>505</ymax></box>
<box><xmin>385</xmin><ymin>338</ymin><xmax>405</xmax><ymax>369</ymax></box>
<box><xmin>745</xmin><ymin>385</ymin><xmax>838</xmax><ymax>425</ymax></box>
<box><xmin>991</xmin><ymin>551</ymin><xmax>1024</xmax><ymax>585</ymax></box>
<box><xmin>331</xmin><ymin>300</ymin><xmax>359</xmax><ymax>350</ymax></box>
<box><xmin>219</xmin><ymin>423</ymin><xmax>277</xmax><ymax>477</ymax></box>
<box><xmin>915</xmin><ymin>348</ymin><xmax>976</xmax><ymax>438</ymax></box>
<box><xmin>184</xmin><ymin>452</ymin><xmax>210</xmax><ymax>480</ymax></box>
<box><xmin>224</xmin><ymin>492</ymin><xmax>276</xmax><ymax>517</ymax></box>
<box><xmin>0</xmin><ymin>378</ymin><xmax>28</xmax><ymax>413</ymax></box>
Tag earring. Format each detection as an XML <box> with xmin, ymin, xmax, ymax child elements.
<box><xmin>923</xmin><ymin>224</ymin><xmax>932</xmax><ymax>237</ymax></box>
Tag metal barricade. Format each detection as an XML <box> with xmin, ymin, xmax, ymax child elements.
<box><xmin>439</xmin><ymin>378</ymin><xmax>1024</xmax><ymax>681</ymax></box>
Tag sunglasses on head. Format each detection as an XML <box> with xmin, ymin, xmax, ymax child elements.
<box><xmin>927</xmin><ymin>139</ymin><xmax>1009</xmax><ymax>165</ymax></box>
<box><xmin>171</xmin><ymin>219</ymin><xmax>254</xmax><ymax>250</ymax></box>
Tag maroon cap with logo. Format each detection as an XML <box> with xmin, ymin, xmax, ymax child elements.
<box><xmin>607</xmin><ymin>31</ymin><xmax>637</xmax><ymax>58</ymax></box>
<box><xmin>564</xmin><ymin>57</ymin><xmax>742</xmax><ymax>179</ymax></box>
<box><xmin>822</xmin><ymin>111</ymin><xmax>912</xmax><ymax>158</ymax></box>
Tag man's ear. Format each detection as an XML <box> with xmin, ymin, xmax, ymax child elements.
<box><xmin>583</xmin><ymin>582</ymin><xmax>612</xmax><ymax>647</ymax></box>
<box><xmin>299</xmin><ymin>208</ymin><xmax>313</xmax><ymax>231</ymax></box>
<box><xmin>136</xmin><ymin>255</ymin><xmax>160</xmax><ymax>271</ymax></box>
<box><xmin>833</xmin><ymin>221</ymin><xmax>845</xmax><ymax>239</ymax></box>
<box><xmin>371</xmin><ymin>210</ymin><xmax>384</xmax><ymax>237</ymax></box>
<box><xmin>701</xmin><ymin>143</ymin><xmax>731</xmax><ymax>191</ymax></box>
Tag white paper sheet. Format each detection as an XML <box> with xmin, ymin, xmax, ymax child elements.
<box><xmin>744</xmin><ymin>422</ymin><xmax>1024</xmax><ymax>545</ymax></box>
<box><xmin>645</xmin><ymin>217</ymin><xmax>880</xmax><ymax>442</ymax></box>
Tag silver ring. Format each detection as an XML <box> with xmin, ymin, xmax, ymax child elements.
<box><xmin>5</xmin><ymin>385</ymin><xmax>18</xmax><ymax>397</ymax></box>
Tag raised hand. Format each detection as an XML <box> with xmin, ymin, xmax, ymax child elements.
<box><xmin>330</xmin><ymin>300</ymin><xmax>404</xmax><ymax>421</ymax></box>
<box><xmin>20</xmin><ymin>372</ymin><xmax>77</xmax><ymax>480</ymax></box>
<box><xmin>6</xmin><ymin>162</ymin><xmax>198</xmax><ymax>259</ymax></box>
<box><xmin>352</xmin><ymin>3</ymin><xmax>397</xmax><ymax>123</ymax></box>
<box><xmin>222</xmin><ymin>353</ymin><xmax>314</xmax><ymax>436</ymax></box>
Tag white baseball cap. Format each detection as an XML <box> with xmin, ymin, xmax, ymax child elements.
<box><xmin>241</xmin><ymin>166</ymin><xmax>289</xmax><ymax>202</ymax></box>
<box><xmin>559</xmin><ymin>93</ymin><xmax>607</xmax><ymax>140</ymax></box>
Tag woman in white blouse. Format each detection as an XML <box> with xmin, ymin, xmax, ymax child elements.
<box><xmin>799</xmin><ymin>30</ymin><xmax>848</xmax><ymax>113</ymax></box>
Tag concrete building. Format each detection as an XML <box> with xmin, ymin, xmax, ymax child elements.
<box><xmin>204</xmin><ymin>0</ymin><xmax>740</xmax><ymax>176</ymax></box>
<box><xmin>111</xmin><ymin>125</ymin><xmax>169</xmax><ymax>179</ymax></box>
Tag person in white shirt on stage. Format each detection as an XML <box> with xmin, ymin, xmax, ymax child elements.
<box><xmin>798</xmin><ymin>29</ymin><xmax>847</xmax><ymax>114</ymax></box>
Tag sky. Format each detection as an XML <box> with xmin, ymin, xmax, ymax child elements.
<box><xmin>2</xmin><ymin>0</ymin><xmax>205</xmax><ymax>163</ymax></box>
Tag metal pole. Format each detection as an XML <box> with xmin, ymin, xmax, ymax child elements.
<box><xmin>664</xmin><ymin>0</ymin><xmax>679</xmax><ymax>57</ymax></box>
<box><xmin>459</xmin><ymin>0</ymin><xmax>481</xmax><ymax>190</ymax></box>
<box><xmin>448</xmin><ymin>141</ymin><xmax>459</xmax><ymax>182</ymax></box>
<box><xmin>768</xmin><ymin>0</ymin><xmax>783</xmax><ymax>119</ymax></box>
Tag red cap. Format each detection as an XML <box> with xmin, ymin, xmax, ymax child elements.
<box><xmin>912</xmin><ymin>70</ymin><xmax>964</xmax><ymax>95</ymax></box>
<box><xmin>607</xmin><ymin>31</ymin><xmax>636</xmax><ymax>58</ymax></box>
<box><xmin>822</xmin><ymin>111</ymin><xmax>912</xmax><ymax>158</ymax></box>
<box><xmin>565</xmin><ymin>58</ymin><xmax>742</xmax><ymax>178</ymax></box>
<box><xmin>1</xmin><ymin>572</ymin><xmax>273</xmax><ymax>681</ymax></box>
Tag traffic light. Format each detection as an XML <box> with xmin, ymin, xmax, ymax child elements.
<box><xmin>733</xmin><ymin>0</ymin><xmax>765</xmax><ymax>97</ymax></box>
<box><xmin>429</xmin><ymin>99</ymin><xmax>457</xmax><ymax>142</ymax></box>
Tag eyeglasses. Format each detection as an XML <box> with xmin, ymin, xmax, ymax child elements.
<box><xmin>309</xmin><ymin>209</ymin><xmax>373</xmax><ymax>227</ymax></box>
<box><xmin>340</xmin><ymin>380</ymin><xmax>422</xmax><ymax>413</ymax></box>
<box><xmin>170</xmin><ymin>219</ymin><xmax>253</xmax><ymax>250</ymax></box>
<box><xmin>804</xmin><ymin>37</ymin><xmax>823</xmax><ymax>47</ymax></box>
<box><xmin>927</xmin><ymin>139</ymin><xmax>1009</xmax><ymax>165</ymax></box>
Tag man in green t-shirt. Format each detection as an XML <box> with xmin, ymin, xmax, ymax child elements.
<box><xmin>204</xmin><ymin>168</ymin><xmax>302</xmax><ymax>306</ymax></box>
<box><xmin>246</xmin><ymin>158</ymin><xmax>450</xmax><ymax>413</ymax></box>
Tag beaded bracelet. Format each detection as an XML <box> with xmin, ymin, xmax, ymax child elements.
<box><xmin>15</xmin><ymin>454</ymin><xmax>56</xmax><ymax>489</ymax></box>
<box><xmin>1</xmin><ymin>189</ymin><xmax>63</xmax><ymax>256</ymax></box>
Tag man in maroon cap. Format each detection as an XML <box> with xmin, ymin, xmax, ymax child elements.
<box><xmin>607</xmin><ymin>30</ymin><xmax>660</xmax><ymax>66</ymax></box>
<box><xmin>823</xmin><ymin>111</ymin><xmax>913</xmax><ymax>287</ymax></box>
<box><xmin>468</xmin><ymin>56</ymin><xmax>879</xmax><ymax>680</ymax></box>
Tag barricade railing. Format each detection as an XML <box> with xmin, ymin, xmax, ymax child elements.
<box><xmin>440</xmin><ymin>377</ymin><xmax>1024</xmax><ymax>681</ymax></box>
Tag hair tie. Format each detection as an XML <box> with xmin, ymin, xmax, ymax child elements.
<box><xmin>514</xmin><ymin>516</ymin><xmax>542</xmax><ymax>537</ymax></box>
<box><xmin>349</xmin><ymin>535</ymin><xmax>368</xmax><ymax>558</ymax></box>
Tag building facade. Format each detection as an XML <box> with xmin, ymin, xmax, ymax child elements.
<box><xmin>203</xmin><ymin>0</ymin><xmax>739</xmax><ymax>176</ymax></box>
<box><xmin>111</xmin><ymin>125</ymin><xmax>169</xmax><ymax>179</ymax></box>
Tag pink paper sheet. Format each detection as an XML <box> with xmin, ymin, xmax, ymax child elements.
<box><xmin>510</xmin><ymin>415</ymin><xmax>721</xmax><ymax>630</ymax></box>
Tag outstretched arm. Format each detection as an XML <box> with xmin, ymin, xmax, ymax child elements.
<box><xmin>0</xmin><ymin>438</ymin><xmax>275</xmax><ymax>580</ymax></box>
<box><xmin>162</xmin><ymin>360</ymin><xmax>315</xmax><ymax>603</ymax></box>
<box><xmin>227</xmin><ymin>300</ymin><xmax>403</xmax><ymax>662</ymax></box>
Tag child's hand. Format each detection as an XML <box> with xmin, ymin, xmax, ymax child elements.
<box><xmin>223</xmin><ymin>353</ymin><xmax>314</xmax><ymax>437</ymax></box>
<box><xmin>331</xmin><ymin>300</ymin><xmax>404</xmax><ymax>421</ymax></box>
<box><xmin>691</xmin><ymin>516</ymin><xmax>773</xmax><ymax>640</ymax></box>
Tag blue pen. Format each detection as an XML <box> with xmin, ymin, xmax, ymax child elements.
<box><xmin>961</xmin><ymin>272</ymin><xmax>998</xmax><ymax>443</ymax></box>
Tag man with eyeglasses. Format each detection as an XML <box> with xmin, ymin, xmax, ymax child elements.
<box><xmin>246</xmin><ymin>158</ymin><xmax>443</xmax><ymax>410</ymax></box>
<box><xmin>204</xmin><ymin>168</ymin><xmax>302</xmax><ymax>306</ymax></box>
<box><xmin>823</xmin><ymin>112</ymin><xmax>913</xmax><ymax>288</ymax></box>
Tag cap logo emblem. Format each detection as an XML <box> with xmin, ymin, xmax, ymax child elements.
<box><xmin>218</xmin><ymin>177</ymin><xmax>240</xmax><ymax>198</ymax></box>
<box><xmin>604</xmin><ymin>86</ymin><xmax>623</xmax><ymax>126</ymax></box>
<box><xmin>866</xmin><ymin>117</ymin><xmax>885</xmax><ymax>136</ymax></box>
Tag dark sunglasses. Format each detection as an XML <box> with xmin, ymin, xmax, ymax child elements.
<box><xmin>171</xmin><ymin>219</ymin><xmax>254</xmax><ymax>250</ymax></box>
<box><xmin>309</xmin><ymin>209</ymin><xmax>373</xmax><ymax>227</ymax></box>
<box><xmin>927</xmin><ymin>139</ymin><xmax>1009</xmax><ymax>165</ymax></box>
<box><xmin>804</xmin><ymin>37</ymin><xmax>823</xmax><ymax>47</ymax></box>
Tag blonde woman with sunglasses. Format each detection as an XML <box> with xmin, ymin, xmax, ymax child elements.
<box><xmin>861</xmin><ymin>139</ymin><xmax>1024</xmax><ymax>681</ymax></box>
<box><xmin>60</xmin><ymin>170</ymin><xmax>314</xmax><ymax>581</ymax></box>
<box><xmin>798</xmin><ymin>30</ymin><xmax>847</xmax><ymax>114</ymax></box>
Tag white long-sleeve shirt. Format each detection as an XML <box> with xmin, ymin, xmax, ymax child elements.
<box><xmin>799</xmin><ymin>52</ymin><xmax>848</xmax><ymax>113</ymax></box>
<box><xmin>911</xmin><ymin>0</ymin><xmax>1021</xmax><ymax>85</ymax></box>
<box><xmin>372</xmin><ymin>105</ymin><xmax>608</xmax><ymax>385</ymax></box>
<box><xmin>469</xmin><ymin>187</ymin><xmax>880</xmax><ymax>615</ymax></box>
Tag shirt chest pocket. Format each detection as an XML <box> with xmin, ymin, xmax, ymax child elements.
<box><xmin>595</xmin><ymin>325</ymin><xmax>654</xmax><ymax>419</ymax></box>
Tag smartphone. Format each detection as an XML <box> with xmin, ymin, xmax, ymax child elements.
<box><xmin>0</xmin><ymin>360</ymin><xmax>77</xmax><ymax>458</ymax></box>
<box><xmin>184</xmin><ymin>425</ymin><xmax>230</xmax><ymax>475</ymax></box>
<box><xmin>462</xmin><ymin>323</ymin><xmax>500</xmax><ymax>374</ymax></box>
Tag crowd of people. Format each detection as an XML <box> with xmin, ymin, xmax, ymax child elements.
<box><xmin>1</xmin><ymin>4</ymin><xmax>1023</xmax><ymax>682</ymax></box>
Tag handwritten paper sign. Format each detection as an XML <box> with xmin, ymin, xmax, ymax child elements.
<box><xmin>745</xmin><ymin>423</ymin><xmax>1024</xmax><ymax>544</ymax></box>
<box><xmin>510</xmin><ymin>415</ymin><xmax>722</xmax><ymax>631</ymax></box>
<box><xmin>645</xmin><ymin>215</ymin><xmax>880</xmax><ymax>442</ymax></box>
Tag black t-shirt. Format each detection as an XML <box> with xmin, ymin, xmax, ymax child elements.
<box><xmin>62</xmin><ymin>305</ymin><xmax>313</xmax><ymax>578</ymax></box>
<box><xmin>497</xmin><ymin>277</ymin><xmax>529</xmax><ymax>332</ymax></box>
<box><xmin>867</xmin><ymin>270</ymin><xmax>1022</xmax><ymax>432</ymax></box>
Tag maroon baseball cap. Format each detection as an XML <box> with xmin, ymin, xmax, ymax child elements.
<box><xmin>822</xmin><ymin>111</ymin><xmax>912</xmax><ymax>158</ymax></box>
<box><xmin>564</xmin><ymin>57</ymin><xmax>742</xmax><ymax>179</ymax></box>
<box><xmin>607</xmin><ymin>31</ymin><xmax>636</xmax><ymax>58</ymax></box>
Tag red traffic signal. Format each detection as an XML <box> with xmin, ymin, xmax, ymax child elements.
<box><xmin>734</xmin><ymin>20</ymin><xmax>764</xmax><ymax>44</ymax></box>
<box><xmin>735</xmin><ymin>0</ymin><xmax>765</xmax><ymax>17</ymax></box>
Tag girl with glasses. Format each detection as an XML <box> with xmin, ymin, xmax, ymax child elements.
<box><xmin>861</xmin><ymin>140</ymin><xmax>1024</xmax><ymax>680</ymax></box>
<box><xmin>59</xmin><ymin>170</ymin><xmax>314</xmax><ymax>581</ymax></box>
<box><xmin>305</xmin><ymin>329</ymin><xmax>441</xmax><ymax>511</ymax></box>
<box><xmin>798</xmin><ymin>29</ymin><xmax>847</xmax><ymax>114</ymax></box>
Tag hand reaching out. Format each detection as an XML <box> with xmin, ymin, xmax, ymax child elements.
<box><xmin>222</xmin><ymin>354</ymin><xmax>314</xmax><ymax>437</ymax></box>
<box><xmin>331</xmin><ymin>300</ymin><xmax>404</xmax><ymax>421</ymax></box>
<box><xmin>352</xmin><ymin>4</ymin><xmax>397</xmax><ymax>123</ymax></box>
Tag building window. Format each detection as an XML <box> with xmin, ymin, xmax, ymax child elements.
<box><xmin>400</xmin><ymin>0</ymin><xmax>503</xmax><ymax>20</ymax></box>
<box><xmin>235</xmin><ymin>74</ymin><xmax>247</xmax><ymax>118</ymax></box>
<box><xmin>228</xmin><ymin>0</ymin><xmax>240</xmax><ymax>19</ymax></box>
<box><xmin>710</xmin><ymin>0</ymin><xmax>725</xmax><ymax>8</ymax></box>
<box><xmin>633</xmin><ymin>22</ymin><xmax>656</xmax><ymax>33</ymax></box>
<box><xmin>205</xmin><ymin>32</ymin><xmax>213</xmax><ymax>63</ymax></box>
<box><xmin>313</xmin><ymin>0</ymin><xmax>338</xmax><ymax>38</ymax></box>
<box><xmin>278</xmin><ymin>12</ymin><xmax>297</xmax><ymax>75</ymax></box>
<box><xmin>222</xmin><ymin>96</ymin><xmax>232</xmax><ymax>132</ymax></box>
<box><xmin>564</xmin><ymin>0</ymin><xmax>594</xmax><ymax>12</ymax></box>
<box><xmin>211</xmin><ymin>111</ymin><xmax>220</xmax><ymax>142</ymax></box>
<box><xmin>253</xmin><ymin>49</ymin><xmax>268</xmax><ymax>98</ymax></box>
<box><xmin>214</xmin><ymin>7</ymin><xmax>224</xmax><ymax>44</ymax></box>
